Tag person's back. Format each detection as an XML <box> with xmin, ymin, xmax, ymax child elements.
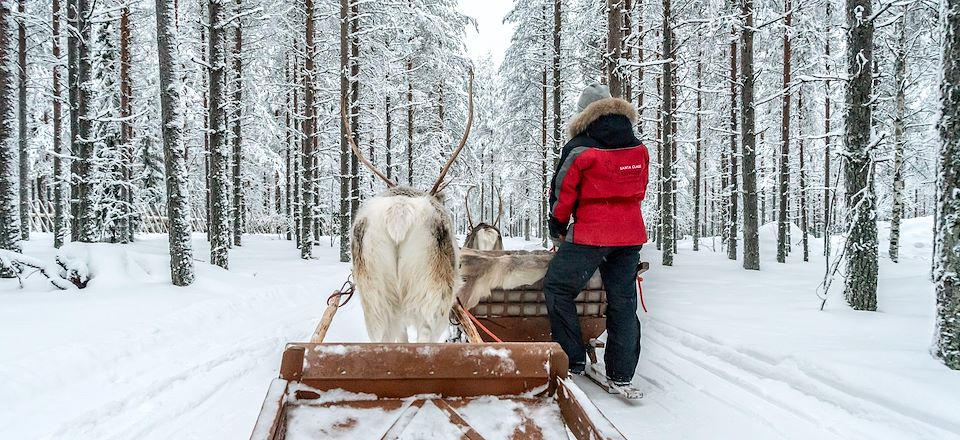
<box><xmin>549</xmin><ymin>86</ymin><xmax>649</xmax><ymax>246</ymax></box>
<box><xmin>544</xmin><ymin>83</ymin><xmax>648</xmax><ymax>390</ymax></box>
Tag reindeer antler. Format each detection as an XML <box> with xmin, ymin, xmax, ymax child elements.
<box><xmin>341</xmin><ymin>98</ymin><xmax>396</xmax><ymax>188</ymax></box>
<box><xmin>429</xmin><ymin>69</ymin><xmax>474</xmax><ymax>196</ymax></box>
<box><xmin>465</xmin><ymin>186</ymin><xmax>476</xmax><ymax>229</ymax></box>
<box><xmin>494</xmin><ymin>185</ymin><xmax>503</xmax><ymax>228</ymax></box>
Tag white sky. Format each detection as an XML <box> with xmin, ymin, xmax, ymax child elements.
<box><xmin>457</xmin><ymin>0</ymin><xmax>516</xmax><ymax>68</ymax></box>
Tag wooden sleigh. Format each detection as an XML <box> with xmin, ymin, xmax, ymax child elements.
<box><xmin>250</xmin><ymin>250</ymin><xmax>631</xmax><ymax>440</ymax></box>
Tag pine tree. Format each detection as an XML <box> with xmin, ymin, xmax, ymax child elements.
<box><xmin>726</xmin><ymin>2</ymin><xmax>740</xmax><ymax>262</ymax></box>
<box><xmin>52</xmin><ymin>0</ymin><xmax>66</xmax><ymax>248</ymax></box>
<box><xmin>154</xmin><ymin>0</ymin><xmax>195</xmax><ymax>286</ymax></box>
<box><xmin>843</xmin><ymin>0</ymin><xmax>879</xmax><ymax>311</ymax></box>
<box><xmin>301</xmin><ymin>0</ymin><xmax>316</xmax><ymax>260</ymax></box>
<box><xmin>660</xmin><ymin>0</ymin><xmax>674</xmax><ymax>267</ymax></box>
<box><xmin>1</xmin><ymin>0</ymin><xmax>23</xmax><ymax>264</ymax></box>
<box><xmin>72</xmin><ymin>0</ymin><xmax>97</xmax><ymax>242</ymax></box>
<box><xmin>17</xmin><ymin>0</ymin><xmax>28</xmax><ymax>241</ymax></box>
<box><xmin>777</xmin><ymin>0</ymin><xmax>792</xmax><ymax>264</ymax></box>
<box><xmin>231</xmin><ymin>0</ymin><xmax>243</xmax><ymax>247</ymax></box>
<box><xmin>740</xmin><ymin>0</ymin><xmax>760</xmax><ymax>270</ymax></box>
<box><xmin>935</xmin><ymin>0</ymin><xmax>960</xmax><ymax>370</ymax></box>
<box><xmin>208</xmin><ymin>0</ymin><xmax>230</xmax><ymax>269</ymax></box>
<box><xmin>118</xmin><ymin>3</ymin><xmax>133</xmax><ymax>244</ymax></box>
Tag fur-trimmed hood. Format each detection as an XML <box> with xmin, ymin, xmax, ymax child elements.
<box><xmin>567</xmin><ymin>97</ymin><xmax>638</xmax><ymax>138</ymax></box>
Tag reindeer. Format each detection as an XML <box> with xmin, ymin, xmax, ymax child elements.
<box><xmin>462</xmin><ymin>186</ymin><xmax>504</xmax><ymax>251</ymax></box>
<box><xmin>347</xmin><ymin>73</ymin><xmax>473</xmax><ymax>343</ymax></box>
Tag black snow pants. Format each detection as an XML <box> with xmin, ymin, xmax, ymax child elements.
<box><xmin>543</xmin><ymin>242</ymin><xmax>642</xmax><ymax>383</ymax></box>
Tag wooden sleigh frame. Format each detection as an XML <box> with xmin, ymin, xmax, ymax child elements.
<box><xmin>250</xmin><ymin>250</ymin><xmax>631</xmax><ymax>439</ymax></box>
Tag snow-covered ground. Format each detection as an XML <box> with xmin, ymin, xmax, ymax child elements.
<box><xmin>2</xmin><ymin>217</ymin><xmax>958</xmax><ymax>439</ymax></box>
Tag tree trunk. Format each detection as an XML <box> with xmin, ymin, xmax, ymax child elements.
<box><xmin>52</xmin><ymin>0</ymin><xmax>65</xmax><ymax>248</ymax></box>
<box><xmin>72</xmin><ymin>0</ymin><xmax>96</xmax><ymax>242</ymax></box>
<box><xmin>18</xmin><ymin>0</ymin><xmax>28</xmax><ymax>240</ymax></box>
<box><xmin>843</xmin><ymin>0</ymin><xmax>878</xmax><ymax>311</ymax></box>
<box><xmin>660</xmin><ymin>0</ymin><xmax>674</xmax><ymax>266</ymax></box>
<box><xmin>623</xmin><ymin>0</ymin><xmax>632</xmax><ymax>102</ymax></box>
<box><xmin>232</xmin><ymin>0</ymin><xmax>243</xmax><ymax>246</ymax></box>
<box><xmin>935</xmin><ymin>0</ymin><xmax>960</xmax><ymax>369</ymax></box>
<box><xmin>799</xmin><ymin>87</ymin><xmax>809</xmax><ymax>262</ymax></box>
<box><xmin>694</xmin><ymin>51</ymin><xmax>702</xmax><ymax>252</ymax></box>
<box><xmin>541</xmin><ymin>67</ymin><xmax>548</xmax><ymax>247</ymax></box>
<box><xmin>777</xmin><ymin>0</ymin><xmax>792</xmax><ymax>263</ymax></box>
<box><xmin>386</xmin><ymin>94</ymin><xmax>392</xmax><ymax>181</ymax></box>
<box><xmin>119</xmin><ymin>4</ymin><xmax>133</xmax><ymax>244</ymax></box>
<box><xmin>154</xmin><ymin>0</ymin><xmax>195</xmax><ymax>286</ymax></box>
<box><xmin>349</xmin><ymin>0</ymin><xmax>359</xmax><ymax>221</ymax></box>
<box><xmin>824</xmin><ymin>0</ymin><xmax>833</xmax><ymax>257</ymax></box>
<box><xmin>208</xmin><ymin>0</ymin><xmax>230</xmax><ymax>269</ymax></box>
<box><xmin>889</xmin><ymin>11</ymin><xmax>907</xmax><ymax>263</ymax></box>
<box><xmin>284</xmin><ymin>56</ymin><xmax>292</xmax><ymax>240</ymax></box>
<box><xmin>740</xmin><ymin>0</ymin><xmax>760</xmax><ymax>270</ymax></box>
<box><xmin>407</xmin><ymin>58</ymin><xmax>414</xmax><ymax>187</ymax></box>
<box><xmin>607</xmin><ymin>0</ymin><xmax>624</xmax><ymax>97</ymax></box>
<box><xmin>0</xmin><ymin>0</ymin><xmax>22</xmax><ymax>265</ymax></box>
<box><xmin>729</xmin><ymin>7</ymin><xmax>741</xmax><ymax>263</ymax></box>
<box><xmin>338</xmin><ymin>0</ymin><xmax>349</xmax><ymax>262</ymax></box>
<box><xmin>67</xmin><ymin>0</ymin><xmax>78</xmax><ymax>238</ymax></box>
<box><xmin>553</xmin><ymin>0</ymin><xmax>562</xmax><ymax>164</ymax></box>
<box><xmin>301</xmin><ymin>0</ymin><xmax>316</xmax><ymax>260</ymax></box>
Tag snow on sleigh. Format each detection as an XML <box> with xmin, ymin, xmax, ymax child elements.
<box><xmin>249</xmin><ymin>249</ymin><xmax>636</xmax><ymax>440</ymax></box>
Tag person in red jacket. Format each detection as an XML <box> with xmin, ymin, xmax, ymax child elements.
<box><xmin>544</xmin><ymin>83</ymin><xmax>649</xmax><ymax>387</ymax></box>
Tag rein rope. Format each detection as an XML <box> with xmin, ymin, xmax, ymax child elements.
<box><xmin>328</xmin><ymin>276</ymin><xmax>356</xmax><ymax>307</ymax></box>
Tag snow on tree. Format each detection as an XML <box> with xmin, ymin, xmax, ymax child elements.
<box><xmin>842</xmin><ymin>0</ymin><xmax>879</xmax><ymax>311</ymax></box>
<box><xmin>1</xmin><ymin>0</ymin><xmax>24</xmax><ymax>266</ymax></box>
<box><xmin>207</xmin><ymin>0</ymin><xmax>230</xmax><ymax>269</ymax></box>
<box><xmin>935</xmin><ymin>0</ymin><xmax>960</xmax><ymax>370</ymax></box>
<box><xmin>154</xmin><ymin>0</ymin><xmax>195</xmax><ymax>286</ymax></box>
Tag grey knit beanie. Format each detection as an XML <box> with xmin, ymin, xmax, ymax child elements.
<box><xmin>577</xmin><ymin>83</ymin><xmax>611</xmax><ymax>111</ymax></box>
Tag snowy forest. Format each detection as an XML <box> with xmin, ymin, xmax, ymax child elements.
<box><xmin>1</xmin><ymin>0</ymin><xmax>959</xmax><ymax>437</ymax></box>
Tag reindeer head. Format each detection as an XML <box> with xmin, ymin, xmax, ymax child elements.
<box><xmin>463</xmin><ymin>186</ymin><xmax>504</xmax><ymax>251</ymax></box>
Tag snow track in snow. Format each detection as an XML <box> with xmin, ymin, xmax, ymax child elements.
<box><xmin>599</xmin><ymin>317</ymin><xmax>960</xmax><ymax>440</ymax></box>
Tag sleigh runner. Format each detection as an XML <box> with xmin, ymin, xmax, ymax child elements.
<box><xmin>249</xmin><ymin>248</ymin><xmax>633</xmax><ymax>439</ymax></box>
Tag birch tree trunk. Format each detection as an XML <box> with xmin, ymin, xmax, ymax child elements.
<box><xmin>843</xmin><ymin>0</ymin><xmax>878</xmax><ymax>310</ymax></box>
<box><xmin>740</xmin><ymin>0</ymin><xmax>760</xmax><ymax>270</ymax></box>
<box><xmin>154</xmin><ymin>0</ymin><xmax>195</xmax><ymax>286</ymax></box>
<box><xmin>208</xmin><ymin>0</ymin><xmax>230</xmax><ymax>269</ymax></box>
<box><xmin>935</xmin><ymin>0</ymin><xmax>960</xmax><ymax>370</ymax></box>
<box><xmin>889</xmin><ymin>11</ymin><xmax>907</xmax><ymax>263</ymax></box>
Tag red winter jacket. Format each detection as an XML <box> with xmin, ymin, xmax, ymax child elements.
<box><xmin>549</xmin><ymin>97</ymin><xmax>649</xmax><ymax>246</ymax></box>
